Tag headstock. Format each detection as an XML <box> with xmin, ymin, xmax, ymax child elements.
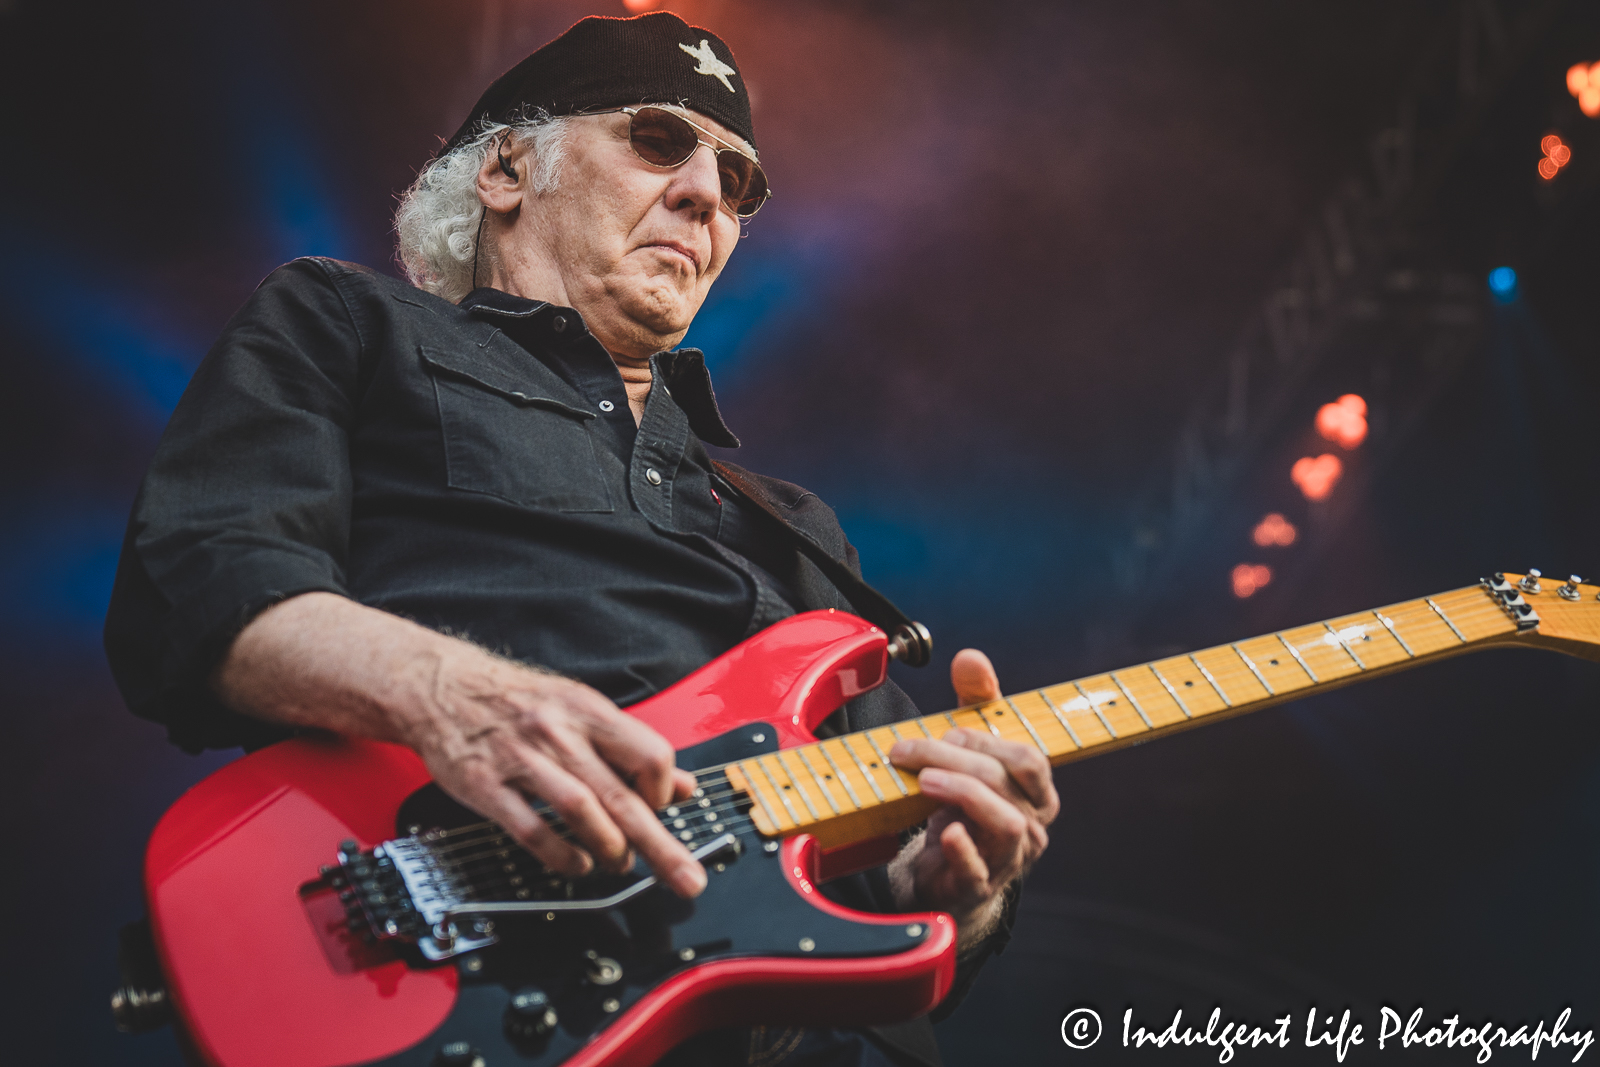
<box><xmin>1497</xmin><ymin>571</ymin><xmax>1600</xmax><ymax>662</ymax></box>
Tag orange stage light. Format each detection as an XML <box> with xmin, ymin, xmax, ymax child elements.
<box><xmin>622</xmin><ymin>0</ymin><xmax>664</xmax><ymax>11</ymax></box>
<box><xmin>1539</xmin><ymin>134</ymin><xmax>1572</xmax><ymax>181</ymax></box>
<box><xmin>1569</xmin><ymin>62</ymin><xmax>1600</xmax><ymax>117</ymax></box>
<box><xmin>1291</xmin><ymin>454</ymin><xmax>1342</xmax><ymax>501</ymax></box>
<box><xmin>1232</xmin><ymin>563</ymin><xmax>1273</xmax><ymax>598</ymax></box>
<box><xmin>1569</xmin><ymin>63</ymin><xmax>1590</xmax><ymax>97</ymax></box>
<box><xmin>1315</xmin><ymin>393</ymin><xmax>1368</xmax><ymax>449</ymax></box>
<box><xmin>1252</xmin><ymin>513</ymin><xmax>1298</xmax><ymax>547</ymax></box>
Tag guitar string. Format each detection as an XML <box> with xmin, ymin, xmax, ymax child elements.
<box><xmin>380</xmin><ymin>589</ymin><xmax>1533</xmax><ymax>888</ymax></box>
<box><xmin>414</xmin><ymin>593</ymin><xmax>1527</xmax><ymax>867</ymax></box>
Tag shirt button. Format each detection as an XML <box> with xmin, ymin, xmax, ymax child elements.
<box><xmin>645</xmin><ymin>468</ymin><xmax>663</xmax><ymax>486</ymax></box>
<box><xmin>551</xmin><ymin>314</ymin><xmax>568</xmax><ymax>333</ymax></box>
<box><xmin>598</xmin><ymin>400</ymin><xmax>615</xmax><ymax>412</ymax></box>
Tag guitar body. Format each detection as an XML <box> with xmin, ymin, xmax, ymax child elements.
<box><xmin>143</xmin><ymin>610</ymin><xmax>956</xmax><ymax>1067</ymax></box>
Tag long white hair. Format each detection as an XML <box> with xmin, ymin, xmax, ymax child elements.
<box><xmin>394</xmin><ymin>112</ymin><xmax>573</xmax><ymax>304</ymax></box>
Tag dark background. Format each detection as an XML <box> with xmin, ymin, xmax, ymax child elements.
<box><xmin>2</xmin><ymin>1</ymin><xmax>1597</xmax><ymax>1063</ymax></box>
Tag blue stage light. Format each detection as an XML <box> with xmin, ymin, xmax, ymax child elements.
<box><xmin>1487</xmin><ymin>266</ymin><xmax>1517</xmax><ymax>300</ymax></box>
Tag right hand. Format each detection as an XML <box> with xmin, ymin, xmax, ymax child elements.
<box><xmin>406</xmin><ymin>651</ymin><xmax>707</xmax><ymax>897</ymax></box>
<box><xmin>213</xmin><ymin>592</ymin><xmax>706</xmax><ymax>898</ymax></box>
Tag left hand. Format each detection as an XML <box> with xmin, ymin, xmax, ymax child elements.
<box><xmin>887</xmin><ymin>649</ymin><xmax>1059</xmax><ymax>948</ymax></box>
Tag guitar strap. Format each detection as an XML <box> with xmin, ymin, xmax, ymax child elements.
<box><xmin>711</xmin><ymin>460</ymin><xmax>933</xmax><ymax>667</ymax></box>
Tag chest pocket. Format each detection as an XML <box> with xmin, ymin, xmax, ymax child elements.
<box><xmin>421</xmin><ymin>344</ymin><xmax>613</xmax><ymax>513</ymax></box>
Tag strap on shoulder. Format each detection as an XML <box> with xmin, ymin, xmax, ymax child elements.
<box><xmin>711</xmin><ymin>461</ymin><xmax>933</xmax><ymax>667</ymax></box>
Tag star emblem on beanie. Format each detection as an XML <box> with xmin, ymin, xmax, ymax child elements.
<box><xmin>679</xmin><ymin>39</ymin><xmax>738</xmax><ymax>93</ymax></box>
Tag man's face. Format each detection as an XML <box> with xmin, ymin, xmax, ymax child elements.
<box><xmin>518</xmin><ymin>108</ymin><xmax>748</xmax><ymax>358</ymax></box>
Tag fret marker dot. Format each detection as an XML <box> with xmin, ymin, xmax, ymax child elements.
<box><xmin>1184</xmin><ymin>680</ymin><xmax>1194</xmax><ymax>687</ymax></box>
<box><xmin>1269</xmin><ymin>659</ymin><xmax>1279</xmax><ymax>666</ymax></box>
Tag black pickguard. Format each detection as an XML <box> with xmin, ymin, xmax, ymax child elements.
<box><xmin>374</xmin><ymin>724</ymin><xmax>931</xmax><ymax>1067</ymax></box>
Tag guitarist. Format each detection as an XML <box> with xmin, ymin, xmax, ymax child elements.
<box><xmin>104</xmin><ymin>13</ymin><xmax>1058</xmax><ymax>1066</ymax></box>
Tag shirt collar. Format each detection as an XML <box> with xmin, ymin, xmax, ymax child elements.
<box><xmin>460</xmin><ymin>287</ymin><xmax>740</xmax><ymax>449</ymax></box>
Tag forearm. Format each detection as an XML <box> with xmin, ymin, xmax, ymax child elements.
<box><xmin>211</xmin><ymin>591</ymin><xmax>508</xmax><ymax>748</ymax></box>
<box><xmin>886</xmin><ymin>830</ymin><xmax>1010</xmax><ymax>955</ymax></box>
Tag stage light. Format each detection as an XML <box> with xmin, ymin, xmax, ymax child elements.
<box><xmin>1539</xmin><ymin>133</ymin><xmax>1572</xmax><ymax>180</ymax></box>
<box><xmin>1291</xmin><ymin>454</ymin><xmax>1342</xmax><ymax>501</ymax></box>
<box><xmin>1232</xmin><ymin>563</ymin><xmax>1273</xmax><ymax>598</ymax></box>
<box><xmin>1568</xmin><ymin>62</ymin><xmax>1600</xmax><ymax>118</ymax></box>
<box><xmin>622</xmin><ymin>0</ymin><xmax>664</xmax><ymax>10</ymax></box>
<box><xmin>1315</xmin><ymin>393</ymin><xmax>1368</xmax><ymax>449</ymax></box>
<box><xmin>1252</xmin><ymin>513</ymin><xmax>1298</xmax><ymax>547</ymax></box>
<box><xmin>1488</xmin><ymin>266</ymin><xmax>1517</xmax><ymax>299</ymax></box>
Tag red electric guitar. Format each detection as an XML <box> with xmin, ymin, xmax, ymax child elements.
<box><xmin>138</xmin><ymin>573</ymin><xmax>1600</xmax><ymax>1067</ymax></box>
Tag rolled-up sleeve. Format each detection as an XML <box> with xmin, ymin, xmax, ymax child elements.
<box><xmin>104</xmin><ymin>258</ymin><xmax>363</xmax><ymax>751</ymax></box>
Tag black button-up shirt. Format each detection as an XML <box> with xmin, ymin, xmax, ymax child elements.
<box><xmin>104</xmin><ymin>258</ymin><xmax>849</xmax><ymax>752</ymax></box>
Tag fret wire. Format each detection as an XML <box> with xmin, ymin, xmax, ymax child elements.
<box><xmin>740</xmin><ymin>761</ymin><xmax>784</xmax><ymax>830</ymax></box>
<box><xmin>840</xmin><ymin>736</ymin><xmax>887</xmax><ymax>802</ymax></box>
<box><xmin>1147</xmin><ymin>663</ymin><xmax>1192</xmax><ymax>718</ymax></box>
<box><xmin>1189</xmin><ymin>653</ymin><xmax>1233</xmax><ymax>708</ymax></box>
<box><xmin>1323</xmin><ymin>621</ymin><xmax>1367</xmax><ymax>670</ymax></box>
<box><xmin>888</xmin><ymin>723</ymin><xmax>905</xmax><ymax>742</ymax></box>
<box><xmin>1278</xmin><ymin>633</ymin><xmax>1319</xmax><ymax>682</ymax></box>
<box><xmin>817</xmin><ymin>742</ymin><xmax>862</xmax><ymax>810</ymax></box>
<box><xmin>972</xmin><ymin>705</ymin><xmax>1004</xmax><ymax>737</ymax></box>
<box><xmin>863</xmin><ymin>730</ymin><xmax>910</xmax><ymax>796</ymax></box>
<box><xmin>1072</xmin><ymin>680</ymin><xmax>1119</xmax><ymax>738</ymax></box>
<box><xmin>796</xmin><ymin>748</ymin><xmax>841</xmax><ymax>814</ymax></box>
<box><xmin>1005</xmin><ymin>696</ymin><xmax>1053</xmax><ymax>756</ymax></box>
<box><xmin>777</xmin><ymin>751</ymin><xmax>822</xmax><ymax>820</ymax></box>
<box><xmin>1110</xmin><ymin>672</ymin><xmax>1155</xmax><ymax>728</ymax></box>
<box><xmin>1037</xmin><ymin>688</ymin><xmax>1084</xmax><ymax>749</ymax></box>
<box><xmin>1231</xmin><ymin>643</ymin><xmax>1276</xmax><ymax>696</ymax></box>
<box><xmin>389</xmin><ymin>589</ymin><xmax>1525</xmax><ymax>861</ymax></box>
<box><xmin>1426</xmin><ymin>597</ymin><xmax>1468</xmax><ymax>642</ymax></box>
<box><xmin>1374</xmin><ymin>611</ymin><xmax>1415</xmax><ymax>657</ymax></box>
<box><xmin>756</xmin><ymin>756</ymin><xmax>801</xmax><ymax>825</ymax></box>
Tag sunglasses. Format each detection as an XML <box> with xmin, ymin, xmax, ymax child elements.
<box><xmin>590</xmin><ymin>105</ymin><xmax>772</xmax><ymax>219</ymax></box>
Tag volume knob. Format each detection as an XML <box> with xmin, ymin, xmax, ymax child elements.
<box><xmin>505</xmin><ymin>988</ymin><xmax>558</xmax><ymax>1041</ymax></box>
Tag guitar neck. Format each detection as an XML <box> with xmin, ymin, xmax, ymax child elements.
<box><xmin>725</xmin><ymin>581</ymin><xmax>1533</xmax><ymax>850</ymax></box>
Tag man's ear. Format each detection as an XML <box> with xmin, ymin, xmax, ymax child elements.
<box><xmin>476</xmin><ymin>135</ymin><xmax>526</xmax><ymax>214</ymax></box>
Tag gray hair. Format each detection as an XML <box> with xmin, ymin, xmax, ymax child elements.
<box><xmin>394</xmin><ymin>113</ymin><xmax>573</xmax><ymax>304</ymax></box>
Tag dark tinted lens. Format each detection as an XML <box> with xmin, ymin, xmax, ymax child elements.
<box><xmin>628</xmin><ymin>108</ymin><xmax>699</xmax><ymax>166</ymax></box>
<box><xmin>716</xmin><ymin>151</ymin><xmax>769</xmax><ymax>217</ymax></box>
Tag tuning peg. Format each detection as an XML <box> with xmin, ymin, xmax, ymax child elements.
<box><xmin>1558</xmin><ymin>575</ymin><xmax>1583</xmax><ymax>601</ymax></box>
<box><xmin>1518</xmin><ymin>569</ymin><xmax>1542</xmax><ymax>594</ymax></box>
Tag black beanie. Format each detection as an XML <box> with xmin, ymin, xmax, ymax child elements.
<box><xmin>441</xmin><ymin>12</ymin><xmax>755</xmax><ymax>157</ymax></box>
